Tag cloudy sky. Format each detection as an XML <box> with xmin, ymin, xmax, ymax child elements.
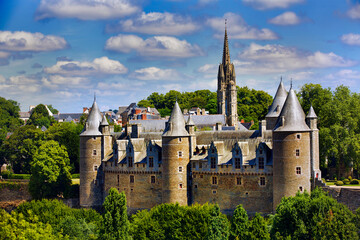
<box><xmin>1</xmin><ymin>0</ymin><xmax>360</xmax><ymax>112</ymax></box>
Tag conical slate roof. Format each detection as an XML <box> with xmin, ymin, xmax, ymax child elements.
<box><xmin>222</xmin><ymin>28</ymin><xmax>230</xmax><ymax>66</ymax></box>
<box><xmin>266</xmin><ymin>80</ymin><xmax>287</xmax><ymax>118</ymax></box>
<box><xmin>186</xmin><ymin>115</ymin><xmax>195</xmax><ymax>126</ymax></box>
<box><xmin>163</xmin><ymin>102</ymin><xmax>189</xmax><ymax>137</ymax></box>
<box><xmin>306</xmin><ymin>105</ymin><xmax>317</xmax><ymax>119</ymax></box>
<box><xmin>274</xmin><ymin>88</ymin><xmax>310</xmax><ymax>132</ymax></box>
<box><xmin>101</xmin><ymin>114</ymin><xmax>109</xmax><ymax>126</ymax></box>
<box><xmin>80</xmin><ymin>97</ymin><xmax>102</xmax><ymax>136</ymax></box>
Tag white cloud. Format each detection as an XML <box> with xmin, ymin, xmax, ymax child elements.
<box><xmin>0</xmin><ymin>31</ymin><xmax>68</xmax><ymax>52</ymax></box>
<box><xmin>0</xmin><ymin>51</ymin><xmax>10</xmax><ymax>58</ymax></box>
<box><xmin>325</xmin><ymin>69</ymin><xmax>360</xmax><ymax>87</ymax></box>
<box><xmin>197</xmin><ymin>64</ymin><xmax>217</xmax><ymax>73</ymax></box>
<box><xmin>105</xmin><ymin>34</ymin><xmax>204</xmax><ymax>58</ymax></box>
<box><xmin>207</xmin><ymin>13</ymin><xmax>278</xmax><ymax>40</ymax></box>
<box><xmin>9</xmin><ymin>75</ymin><xmax>38</xmax><ymax>84</ymax></box>
<box><xmin>347</xmin><ymin>4</ymin><xmax>360</xmax><ymax>20</ymax></box>
<box><xmin>131</xmin><ymin>67</ymin><xmax>181</xmax><ymax>80</ymax></box>
<box><xmin>235</xmin><ymin>43</ymin><xmax>356</xmax><ymax>74</ymax></box>
<box><xmin>341</xmin><ymin>33</ymin><xmax>360</xmax><ymax>46</ymax></box>
<box><xmin>0</xmin><ymin>75</ymin><xmax>6</xmax><ymax>83</ymax></box>
<box><xmin>44</xmin><ymin>57</ymin><xmax>128</xmax><ymax>76</ymax></box>
<box><xmin>268</xmin><ymin>11</ymin><xmax>302</xmax><ymax>25</ymax></box>
<box><xmin>35</xmin><ymin>0</ymin><xmax>139</xmax><ymax>20</ymax></box>
<box><xmin>107</xmin><ymin>12</ymin><xmax>199</xmax><ymax>35</ymax></box>
<box><xmin>243</xmin><ymin>0</ymin><xmax>304</xmax><ymax>10</ymax></box>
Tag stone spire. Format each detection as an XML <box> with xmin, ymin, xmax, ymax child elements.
<box><xmin>101</xmin><ymin>114</ymin><xmax>109</xmax><ymax>126</ymax></box>
<box><xmin>266</xmin><ymin>79</ymin><xmax>288</xmax><ymax>118</ymax></box>
<box><xmin>163</xmin><ymin>101</ymin><xmax>189</xmax><ymax>137</ymax></box>
<box><xmin>274</xmin><ymin>87</ymin><xmax>310</xmax><ymax>132</ymax></box>
<box><xmin>186</xmin><ymin>115</ymin><xmax>195</xmax><ymax>126</ymax></box>
<box><xmin>80</xmin><ymin>96</ymin><xmax>102</xmax><ymax>136</ymax></box>
<box><xmin>222</xmin><ymin>22</ymin><xmax>230</xmax><ymax>66</ymax></box>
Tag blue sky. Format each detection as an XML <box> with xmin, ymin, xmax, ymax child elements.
<box><xmin>1</xmin><ymin>0</ymin><xmax>360</xmax><ymax>113</ymax></box>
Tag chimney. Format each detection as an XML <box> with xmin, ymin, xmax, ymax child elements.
<box><xmin>201</xmin><ymin>109</ymin><xmax>206</xmax><ymax>115</ymax></box>
<box><xmin>216</xmin><ymin>122</ymin><xmax>223</xmax><ymax>131</ymax></box>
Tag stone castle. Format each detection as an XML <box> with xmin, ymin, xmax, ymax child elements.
<box><xmin>79</xmin><ymin>28</ymin><xmax>321</xmax><ymax>214</ymax></box>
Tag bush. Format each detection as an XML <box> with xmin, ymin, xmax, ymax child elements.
<box><xmin>335</xmin><ymin>181</ymin><xmax>344</xmax><ymax>186</ymax></box>
<box><xmin>340</xmin><ymin>177</ymin><xmax>346</xmax><ymax>181</ymax></box>
<box><xmin>321</xmin><ymin>178</ymin><xmax>326</xmax><ymax>183</ymax></box>
<box><xmin>0</xmin><ymin>170</ymin><xmax>12</xmax><ymax>179</ymax></box>
<box><xmin>71</xmin><ymin>173</ymin><xmax>80</xmax><ymax>179</ymax></box>
<box><xmin>11</xmin><ymin>174</ymin><xmax>31</xmax><ymax>179</ymax></box>
<box><xmin>350</xmin><ymin>179</ymin><xmax>359</xmax><ymax>185</ymax></box>
<box><xmin>348</xmin><ymin>176</ymin><xmax>352</xmax><ymax>181</ymax></box>
<box><xmin>343</xmin><ymin>179</ymin><xmax>350</xmax><ymax>185</ymax></box>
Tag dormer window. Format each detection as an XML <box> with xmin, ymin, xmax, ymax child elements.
<box><xmin>236</xmin><ymin>149</ymin><xmax>239</xmax><ymax>155</ymax></box>
<box><xmin>211</xmin><ymin>148</ymin><xmax>215</xmax><ymax>154</ymax></box>
<box><xmin>129</xmin><ymin>147</ymin><xmax>132</xmax><ymax>153</ymax></box>
<box><xmin>259</xmin><ymin>148</ymin><xmax>263</xmax><ymax>155</ymax></box>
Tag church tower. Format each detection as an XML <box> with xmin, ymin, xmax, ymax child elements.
<box><xmin>162</xmin><ymin>102</ymin><xmax>190</xmax><ymax>205</ymax></box>
<box><xmin>217</xmin><ymin>23</ymin><xmax>238</xmax><ymax>129</ymax></box>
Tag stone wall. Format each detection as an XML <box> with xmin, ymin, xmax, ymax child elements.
<box><xmin>0</xmin><ymin>180</ymin><xmax>31</xmax><ymax>212</ymax></box>
<box><xmin>322</xmin><ymin>186</ymin><xmax>360</xmax><ymax>212</ymax></box>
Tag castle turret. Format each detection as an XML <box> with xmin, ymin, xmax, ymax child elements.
<box><xmin>306</xmin><ymin>106</ymin><xmax>321</xmax><ymax>184</ymax></box>
<box><xmin>266</xmin><ymin>79</ymin><xmax>287</xmax><ymax>130</ymax></box>
<box><xmin>272</xmin><ymin>87</ymin><xmax>311</xmax><ymax>211</ymax></box>
<box><xmin>186</xmin><ymin>115</ymin><xmax>196</xmax><ymax>157</ymax></box>
<box><xmin>162</xmin><ymin>102</ymin><xmax>190</xmax><ymax>205</ymax></box>
<box><xmin>217</xmin><ymin>24</ymin><xmax>238</xmax><ymax>129</ymax></box>
<box><xmin>100</xmin><ymin>114</ymin><xmax>113</xmax><ymax>163</ymax></box>
<box><xmin>80</xmin><ymin>97</ymin><xmax>103</xmax><ymax>207</ymax></box>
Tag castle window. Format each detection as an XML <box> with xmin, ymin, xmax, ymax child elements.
<box><xmin>94</xmin><ymin>165</ymin><xmax>98</xmax><ymax>171</ymax></box>
<box><xmin>212</xmin><ymin>176</ymin><xmax>218</xmax><ymax>185</ymax></box>
<box><xmin>199</xmin><ymin>162</ymin><xmax>203</xmax><ymax>169</ymax></box>
<box><xmin>236</xmin><ymin>149</ymin><xmax>239</xmax><ymax>155</ymax></box>
<box><xmin>149</xmin><ymin>157</ymin><xmax>154</xmax><ymax>168</ymax></box>
<box><xmin>259</xmin><ymin>157</ymin><xmax>264</xmax><ymax>169</ymax></box>
<box><xmin>259</xmin><ymin>177</ymin><xmax>266</xmax><ymax>186</ymax></box>
<box><xmin>299</xmin><ymin>186</ymin><xmax>303</xmax><ymax>192</ymax></box>
<box><xmin>235</xmin><ymin>158</ymin><xmax>241</xmax><ymax>169</ymax></box>
<box><xmin>117</xmin><ymin>175</ymin><xmax>120</xmax><ymax>185</ymax></box>
<box><xmin>179</xmin><ymin>166</ymin><xmax>183</xmax><ymax>172</ymax></box>
<box><xmin>211</xmin><ymin>157</ymin><xmax>216</xmax><ymax>169</ymax></box>
<box><xmin>211</xmin><ymin>148</ymin><xmax>215</xmax><ymax>154</ymax></box>
<box><xmin>105</xmin><ymin>162</ymin><xmax>107</xmax><ymax>167</ymax></box>
<box><xmin>179</xmin><ymin>183</ymin><xmax>183</xmax><ymax>189</ymax></box>
<box><xmin>92</xmin><ymin>136</ymin><xmax>96</xmax><ymax>140</ymax></box>
<box><xmin>296</xmin><ymin>167</ymin><xmax>301</xmax><ymax>175</ymax></box>
<box><xmin>128</xmin><ymin>157</ymin><xmax>133</xmax><ymax>168</ymax></box>
<box><xmin>151</xmin><ymin>176</ymin><xmax>155</xmax><ymax>184</ymax></box>
<box><xmin>179</xmin><ymin>137</ymin><xmax>182</xmax><ymax>142</ymax></box>
<box><xmin>192</xmin><ymin>162</ymin><xmax>196</xmax><ymax>169</ymax></box>
<box><xmin>178</xmin><ymin>151</ymin><xmax>183</xmax><ymax>158</ymax></box>
<box><xmin>92</xmin><ymin>149</ymin><xmax>97</xmax><ymax>156</ymax></box>
<box><xmin>200</xmin><ymin>175</ymin><xmax>203</xmax><ymax>178</ymax></box>
<box><xmin>130</xmin><ymin>175</ymin><xmax>134</xmax><ymax>183</ymax></box>
<box><xmin>111</xmin><ymin>163</ymin><xmax>112</xmax><ymax>167</ymax></box>
<box><xmin>149</xmin><ymin>146</ymin><xmax>152</xmax><ymax>152</ymax></box>
<box><xmin>259</xmin><ymin>149</ymin><xmax>263</xmax><ymax>155</ymax></box>
<box><xmin>297</xmin><ymin>134</ymin><xmax>301</xmax><ymax>139</ymax></box>
<box><xmin>236</xmin><ymin>177</ymin><xmax>242</xmax><ymax>185</ymax></box>
<box><xmin>194</xmin><ymin>184</ymin><xmax>198</xmax><ymax>189</ymax></box>
<box><xmin>129</xmin><ymin>147</ymin><xmax>131</xmax><ymax>153</ymax></box>
<box><xmin>212</xmin><ymin>190</ymin><xmax>217</xmax><ymax>194</ymax></box>
<box><xmin>296</xmin><ymin>149</ymin><xmax>300</xmax><ymax>157</ymax></box>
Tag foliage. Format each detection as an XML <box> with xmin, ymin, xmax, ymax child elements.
<box><xmin>0</xmin><ymin>209</ymin><xmax>62</xmax><ymax>239</ymax></box>
<box><xmin>351</xmin><ymin>179</ymin><xmax>359</xmax><ymax>184</ymax></box>
<box><xmin>27</xmin><ymin>104</ymin><xmax>55</xmax><ymax>128</ymax></box>
<box><xmin>29</xmin><ymin>140</ymin><xmax>72</xmax><ymax>199</ymax></box>
<box><xmin>335</xmin><ymin>181</ymin><xmax>344</xmax><ymax>186</ymax></box>
<box><xmin>101</xmin><ymin>188</ymin><xmax>130</xmax><ymax>240</ymax></box>
<box><xmin>138</xmin><ymin>99</ymin><xmax>155</xmax><ymax>108</ymax></box>
<box><xmin>230</xmin><ymin>204</ymin><xmax>249</xmax><ymax>240</ymax></box>
<box><xmin>0</xmin><ymin>125</ymin><xmax>45</xmax><ymax>173</ymax></box>
<box><xmin>0</xmin><ymin>172</ymin><xmax>31</xmax><ymax>179</ymax></box>
<box><xmin>16</xmin><ymin>199</ymin><xmax>101</xmax><ymax>239</ymax></box>
<box><xmin>248</xmin><ymin>213</ymin><xmax>270</xmax><ymax>240</ymax></box>
<box><xmin>271</xmin><ymin>188</ymin><xmax>359</xmax><ymax>239</ymax></box>
<box><xmin>0</xmin><ymin>97</ymin><xmax>23</xmax><ymax>149</ymax></box>
<box><xmin>113</xmin><ymin>124</ymin><xmax>122</xmax><ymax>132</ymax></box>
<box><xmin>47</xmin><ymin>104</ymin><xmax>59</xmax><ymax>114</ymax></box>
<box><xmin>298</xmin><ymin>84</ymin><xmax>360</xmax><ymax>175</ymax></box>
<box><xmin>130</xmin><ymin>202</ymin><xmax>229</xmax><ymax>240</ymax></box>
<box><xmin>46</xmin><ymin>122</ymin><xmax>83</xmax><ymax>173</ymax></box>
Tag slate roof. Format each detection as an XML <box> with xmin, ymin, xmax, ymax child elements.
<box><xmin>274</xmin><ymin>88</ymin><xmax>310</xmax><ymax>132</ymax></box>
<box><xmin>80</xmin><ymin>98</ymin><xmax>102</xmax><ymax>136</ymax></box>
<box><xmin>306</xmin><ymin>105</ymin><xmax>317</xmax><ymax>119</ymax></box>
<box><xmin>163</xmin><ymin>102</ymin><xmax>189</xmax><ymax>137</ymax></box>
<box><xmin>266</xmin><ymin>80</ymin><xmax>287</xmax><ymax>118</ymax></box>
<box><xmin>55</xmin><ymin>113</ymin><xmax>83</xmax><ymax>121</ymax></box>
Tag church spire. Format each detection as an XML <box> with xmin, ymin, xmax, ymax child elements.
<box><xmin>222</xmin><ymin>19</ymin><xmax>230</xmax><ymax>66</ymax></box>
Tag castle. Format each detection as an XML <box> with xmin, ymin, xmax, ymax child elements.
<box><xmin>79</xmin><ymin>28</ymin><xmax>321</xmax><ymax>214</ymax></box>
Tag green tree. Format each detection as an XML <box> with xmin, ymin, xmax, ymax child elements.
<box><xmin>206</xmin><ymin>204</ymin><xmax>230</xmax><ymax>240</ymax></box>
<box><xmin>101</xmin><ymin>188</ymin><xmax>130</xmax><ymax>240</ymax></box>
<box><xmin>47</xmin><ymin>104</ymin><xmax>59</xmax><ymax>114</ymax></box>
<box><xmin>138</xmin><ymin>99</ymin><xmax>155</xmax><ymax>108</ymax></box>
<box><xmin>271</xmin><ymin>188</ymin><xmax>358</xmax><ymax>239</ymax></box>
<box><xmin>0</xmin><ymin>97</ymin><xmax>23</xmax><ymax>147</ymax></box>
<box><xmin>0</xmin><ymin>125</ymin><xmax>44</xmax><ymax>173</ymax></box>
<box><xmin>230</xmin><ymin>204</ymin><xmax>249</xmax><ymax>240</ymax></box>
<box><xmin>46</xmin><ymin>122</ymin><xmax>83</xmax><ymax>173</ymax></box>
<box><xmin>29</xmin><ymin>140</ymin><xmax>72</xmax><ymax>199</ymax></box>
<box><xmin>248</xmin><ymin>213</ymin><xmax>270</xmax><ymax>240</ymax></box>
<box><xmin>27</xmin><ymin>104</ymin><xmax>55</xmax><ymax>128</ymax></box>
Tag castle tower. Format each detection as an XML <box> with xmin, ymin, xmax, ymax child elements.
<box><xmin>186</xmin><ymin>115</ymin><xmax>196</xmax><ymax>157</ymax></box>
<box><xmin>265</xmin><ymin>79</ymin><xmax>287</xmax><ymax>130</ymax></box>
<box><xmin>162</xmin><ymin>102</ymin><xmax>190</xmax><ymax>205</ymax></box>
<box><xmin>306</xmin><ymin>106</ymin><xmax>321</xmax><ymax>185</ymax></box>
<box><xmin>272</xmin><ymin>87</ymin><xmax>311</xmax><ymax>211</ymax></box>
<box><xmin>217</xmin><ymin>24</ymin><xmax>238</xmax><ymax>129</ymax></box>
<box><xmin>79</xmin><ymin>97</ymin><xmax>103</xmax><ymax>207</ymax></box>
<box><xmin>100</xmin><ymin>114</ymin><xmax>113</xmax><ymax>161</ymax></box>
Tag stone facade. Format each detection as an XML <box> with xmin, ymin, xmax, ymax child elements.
<box><xmin>79</xmin><ymin>29</ymin><xmax>321</xmax><ymax>214</ymax></box>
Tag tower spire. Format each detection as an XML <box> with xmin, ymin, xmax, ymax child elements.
<box><xmin>222</xmin><ymin>19</ymin><xmax>230</xmax><ymax>65</ymax></box>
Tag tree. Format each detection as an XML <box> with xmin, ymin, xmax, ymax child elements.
<box><xmin>271</xmin><ymin>188</ymin><xmax>358</xmax><ymax>239</ymax></box>
<box><xmin>27</xmin><ymin>104</ymin><xmax>55</xmax><ymax>128</ymax></box>
<box><xmin>138</xmin><ymin>99</ymin><xmax>155</xmax><ymax>108</ymax></box>
<box><xmin>29</xmin><ymin>140</ymin><xmax>72</xmax><ymax>199</ymax></box>
<box><xmin>206</xmin><ymin>204</ymin><xmax>230</xmax><ymax>240</ymax></box>
<box><xmin>101</xmin><ymin>188</ymin><xmax>130</xmax><ymax>240</ymax></box>
<box><xmin>46</xmin><ymin>122</ymin><xmax>83</xmax><ymax>173</ymax></box>
<box><xmin>230</xmin><ymin>204</ymin><xmax>249</xmax><ymax>240</ymax></box>
<box><xmin>0</xmin><ymin>125</ymin><xmax>45</xmax><ymax>173</ymax></box>
<box><xmin>47</xmin><ymin>104</ymin><xmax>59</xmax><ymax>114</ymax></box>
<box><xmin>248</xmin><ymin>213</ymin><xmax>270</xmax><ymax>240</ymax></box>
